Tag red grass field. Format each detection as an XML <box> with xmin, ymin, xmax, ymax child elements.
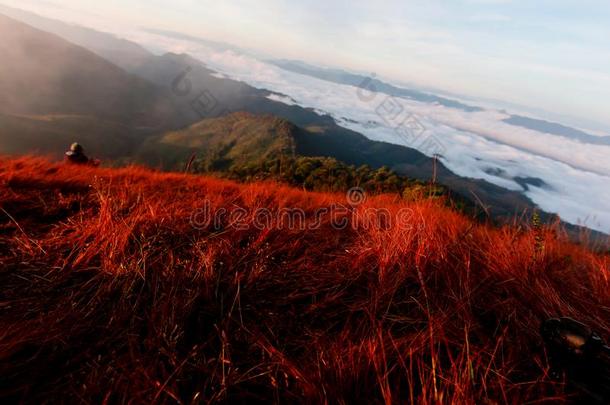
<box><xmin>0</xmin><ymin>157</ymin><xmax>609</xmax><ymax>404</ymax></box>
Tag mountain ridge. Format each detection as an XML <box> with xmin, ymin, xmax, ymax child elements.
<box><xmin>0</xmin><ymin>4</ymin><xmax>153</xmax><ymax>71</ymax></box>
<box><xmin>0</xmin><ymin>13</ymin><xmax>169</xmax><ymax>124</ymax></box>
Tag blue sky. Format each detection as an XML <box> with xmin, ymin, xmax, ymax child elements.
<box><xmin>4</xmin><ymin>0</ymin><xmax>610</xmax><ymax>130</ymax></box>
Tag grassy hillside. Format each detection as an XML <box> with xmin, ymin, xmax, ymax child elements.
<box><xmin>226</xmin><ymin>155</ymin><xmax>446</xmax><ymax>197</ymax></box>
<box><xmin>1</xmin><ymin>157</ymin><xmax>608</xmax><ymax>403</ymax></box>
<box><xmin>137</xmin><ymin>112</ymin><xmax>296</xmax><ymax>170</ymax></box>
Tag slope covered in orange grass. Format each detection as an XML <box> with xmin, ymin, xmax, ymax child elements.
<box><xmin>0</xmin><ymin>157</ymin><xmax>608</xmax><ymax>403</ymax></box>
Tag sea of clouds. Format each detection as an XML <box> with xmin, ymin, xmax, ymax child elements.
<box><xmin>130</xmin><ymin>32</ymin><xmax>610</xmax><ymax>234</ymax></box>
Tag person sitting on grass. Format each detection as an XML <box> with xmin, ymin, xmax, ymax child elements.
<box><xmin>64</xmin><ymin>143</ymin><xmax>90</xmax><ymax>165</ymax></box>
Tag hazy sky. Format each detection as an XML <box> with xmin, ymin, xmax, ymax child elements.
<box><xmin>4</xmin><ymin>0</ymin><xmax>610</xmax><ymax>130</ymax></box>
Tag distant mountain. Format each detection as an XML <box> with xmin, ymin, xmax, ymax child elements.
<box><xmin>137</xmin><ymin>112</ymin><xmax>297</xmax><ymax>169</ymax></box>
<box><xmin>0</xmin><ymin>13</ymin><xmax>176</xmax><ymax>126</ymax></box>
<box><xmin>0</xmin><ymin>13</ymin><xmax>198</xmax><ymax>158</ymax></box>
<box><xmin>504</xmin><ymin>115</ymin><xmax>610</xmax><ymax>146</ymax></box>
<box><xmin>272</xmin><ymin>60</ymin><xmax>610</xmax><ymax>147</ymax></box>
<box><xmin>0</xmin><ymin>4</ymin><xmax>153</xmax><ymax>71</ymax></box>
<box><xmin>270</xmin><ymin>60</ymin><xmax>483</xmax><ymax>112</ymax></box>
<box><xmin>129</xmin><ymin>52</ymin><xmax>269</xmax><ymax>125</ymax></box>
